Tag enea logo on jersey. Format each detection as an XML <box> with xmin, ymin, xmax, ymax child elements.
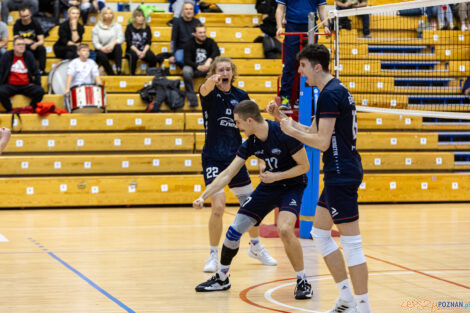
<box><xmin>271</xmin><ymin>148</ymin><xmax>282</xmax><ymax>155</ymax></box>
<box><xmin>217</xmin><ymin>117</ymin><xmax>235</xmax><ymax>128</ymax></box>
<box><xmin>254</xmin><ymin>150</ymin><xmax>264</xmax><ymax>156</ymax></box>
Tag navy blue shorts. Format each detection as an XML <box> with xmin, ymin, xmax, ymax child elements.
<box><xmin>317</xmin><ymin>184</ymin><xmax>360</xmax><ymax>224</ymax></box>
<box><xmin>238</xmin><ymin>183</ymin><xmax>306</xmax><ymax>226</ymax></box>
<box><xmin>202</xmin><ymin>158</ymin><xmax>251</xmax><ymax>189</ymax></box>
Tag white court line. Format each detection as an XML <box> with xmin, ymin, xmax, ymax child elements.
<box><xmin>264</xmin><ymin>270</ymin><xmax>470</xmax><ymax>313</ymax></box>
<box><xmin>0</xmin><ymin>233</ymin><xmax>8</xmax><ymax>242</ymax></box>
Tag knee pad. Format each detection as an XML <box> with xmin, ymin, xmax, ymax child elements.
<box><xmin>311</xmin><ymin>227</ymin><xmax>338</xmax><ymax>257</ymax></box>
<box><xmin>223</xmin><ymin>214</ymin><xmax>256</xmax><ymax>249</ymax></box>
<box><xmin>340</xmin><ymin>235</ymin><xmax>366</xmax><ymax>267</ymax></box>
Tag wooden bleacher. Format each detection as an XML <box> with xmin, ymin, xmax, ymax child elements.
<box><xmin>1</xmin><ymin>8</ymin><xmax>470</xmax><ymax>207</ymax></box>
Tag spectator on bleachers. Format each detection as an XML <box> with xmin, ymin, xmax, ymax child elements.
<box><xmin>426</xmin><ymin>5</ymin><xmax>455</xmax><ymax>30</ymax></box>
<box><xmin>335</xmin><ymin>0</ymin><xmax>370</xmax><ymax>38</ymax></box>
<box><xmin>13</xmin><ymin>7</ymin><xmax>46</xmax><ymax>75</ymax></box>
<box><xmin>462</xmin><ymin>77</ymin><xmax>470</xmax><ymax>95</ymax></box>
<box><xmin>61</xmin><ymin>0</ymin><xmax>104</xmax><ymax>24</ymax></box>
<box><xmin>0</xmin><ymin>36</ymin><xmax>44</xmax><ymax>112</ymax></box>
<box><xmin>183</xmin><ymin>23</ymin><xmax>220</xmax><ymax>107</ymax></box>
<box><xmin>92</xmin><ymin>7</ymin><xmax>124</xmax><ymax>75</ymax></box>
<box><xmin>39</xmin><ymin>0</ymin><xmax>60</xmax><ymax>21</ymax></box>
<box><xmin>168</xmin><ymin>0</ymin><xmax>199</xmax><ymax>26</ymax></box>
<box><xmin>169</xmin><ymin>1</ymin><xmax>200</xmax><ymax>68</ymax></box>
<box><xmin>276</xmin><ymin>0</ymin><xmax>329</xmax><ymax>109</ymax></box>
<box><xmin>125</xmin><ymin>8</ymin><xmax>157</xmax><ymax>75</ymax></box>
<box><xmin>1</xmin><ymin>0</ymin><xmax>38</xmax><ymax>25</ymax></box>
<box><xmin>255</xmin><ymin>0</ymin><xmax>282</xmax><ymax>59</ymax></box>
<box><xmin>64</xmin><ymin>43</ymin><xmax>102</xmax><ymax>93</ymax></box>
<box><xmin>0</xmin><ymin>18</ymin><xmax>8</xmax><ymax>58</ymax></box>
<box><xmin>53</xmin><ymin>6</ymin><xmax>84</xmax><ymax>60</ymax></box>
<box><xmin>457</xmin><ymin>3</ymin><xmax>470</xmax><ymax>31</ymax></box>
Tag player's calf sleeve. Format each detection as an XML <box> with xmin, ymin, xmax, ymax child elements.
<box><xmin>311</xmin><ymin>227</ymin><xmax>339</xmax><ymax>257</ymax></box>
<box><xmin>340</xmin><ymin>235</ymin><xmax>366</xmax><ymax>267</ymax></box>
<box><xmin>220</xmin><ymin>244</ymin><xmax>239</xmax><ymax>266</ymax></box>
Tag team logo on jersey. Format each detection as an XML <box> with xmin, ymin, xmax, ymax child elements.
<box><xmin>331</xmin><ymin>207</ymin><xmax>338</xmax><ymax>218</ymax></box>
<box><xmin>289</xmin><ymin>199</ymin><xmax>297</xmax><ymax>206</ymax></box>
<box><xmin>217</xmin><ymin>117</ymin><xmax>235</xmax><ymax>128</ymax></box>
<box><xmin>225</xmin><ymin>108</ymin><xmax>232</xmax><ymax>115</ymax></box>
<box><xmin>230</xmin><ymin>99</ymin><xmax>238</xmax><ymax>106</ymax></box>
<box><xmin>271</xmin><ymin>148</ymin><xmax>282</xmax><ymax>155</ymax></box>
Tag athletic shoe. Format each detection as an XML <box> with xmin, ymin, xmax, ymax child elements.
<box><xmin>248</xmin><ymin>243</ymin><xmax>277</xmax><ymax>266</ymax></box>
<box><xmin>203</xmin><ymin>253</ymin><xmax>218</xmax><ymax>273</ymax></box>
<box><xmin>326</xmin><ymin>298</ymin><xmax>359</xmax><ymax>313</ymax></box>
<box><xmin>279</xmin><ymin>96</ymin><xmax>291</xmax><ymax>110</ymax></box>
<box><xmin>195</xmin><ymin>273</ymin><xmax>231</xmax><ymax>292</ymax></box>
<box><xmin>294</xmin><ymin>278</ymin><xmax>313</xmax><ymax>300</ymax></box>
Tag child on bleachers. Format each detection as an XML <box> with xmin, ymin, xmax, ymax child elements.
<box><xmin>92</xmin><ymin>7</ymin><xmax>124</xmax><ymax>75</ymax></box>
<box><xmin>124</xmin><ymin>8</ymin><xmax>157</xmax><ymax>75</ymax></box>
<box><xmin>64</xmin><ymin>43</ymin><xmax>102</xmax><ymax>94</ymax></box>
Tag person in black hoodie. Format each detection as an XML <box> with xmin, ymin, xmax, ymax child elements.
<box><xmin>0</xmin><ymin>36</ymin><xmax>44</xmax><ymax>112</ymax></box>
<box><xmin>183</xmin><ymin>23</ymin><xmax>220</xmax><ymax>107</ymax></box>
<box><xmin>169</xmin><ymin>1</ymin><xmax>200</xmax><ymax>68</ymax></box>
<box><xmin>125</xmin><ymin>8</ymin><xmax>157</xmax><ymax>75</ymax></box>
<box><xmin>53</xmin><ymin>6</ymin><xmax>84</xmax><ymax>60</ymax></box>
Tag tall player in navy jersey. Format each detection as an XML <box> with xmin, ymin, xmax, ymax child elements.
<box><xmin>268</xmin><ymin>44</ymin><xmax>372</xmax><ymax>313</ymax></box>
<box><xmin>194</xmin><ymin>100</ymin><xmax>313</xmax><ymax>299</ymax></box>
<box><xmin>198</xmin><ymin>57</ymin><xmax>277</xmax><ymax>273</ymax></box>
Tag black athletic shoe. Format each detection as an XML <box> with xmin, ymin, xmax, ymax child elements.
<box><xmin>295</xmin><ymin>278</ymin><xmax>313</xmax><ymax>299</ymax></box>
<box><xmin>195</xmin><ymin>273</ymin><xmax>231</xmax><ymax>292</ymax></box>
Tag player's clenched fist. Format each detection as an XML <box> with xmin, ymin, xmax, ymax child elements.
<box><xmin>193</xmin><ymin>197</ymin><xmax>205</xmax><ymax>209</ymax></box>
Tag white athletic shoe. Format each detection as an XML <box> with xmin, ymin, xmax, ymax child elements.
<box><xmin>203</xmin><ymin>253</ymin><xmax>218</xmax><ymax>273</ymax></box>
<box><xmin>327</xmin><ymin>298</ymin><xmax>359</xmax><ymax>313</ymax></box>
<box><xmin>248</xmin><ymin>243</ymin><xmax>278</xmax><ymax>266</ymax></box>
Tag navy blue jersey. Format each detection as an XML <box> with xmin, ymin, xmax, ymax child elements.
<box><xmin>276</xmin><ymin>0</ymin><xmax>326</xmax><ymax>24</ymax></box>
<box><xmin>200</xmin><ymin>86</ymin><xmax>250</xmax><ymax>161</ymax></box>
<box><xmin>316</xmin><ymin>78</ymin><xmax>363</xmax><ymax>185</ymax></box>
<box><xmin>237</xmin><ymin>119</ymin><xmax>307</xmax><ymax>187</ymax></box>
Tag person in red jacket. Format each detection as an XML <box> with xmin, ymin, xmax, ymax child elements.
<box><xmin>0</xmin><ymin>36</ymin><xmax>44</xmax><ymax>112</ymax></box>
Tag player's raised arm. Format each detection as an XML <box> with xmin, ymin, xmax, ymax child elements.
<box><xmin>193</xmin><ymin>156</ymin><xmax>246</xmax><ymax>209</ymax></box>
<box><xmin>200</xmin><ymin>74</ymin><xmax>221</xmax><ymax>97</ymax></box>
<box><xmin>280</xmin><ymin>117</ymin><xmax>336</xmax><ymax>152</ymax></box>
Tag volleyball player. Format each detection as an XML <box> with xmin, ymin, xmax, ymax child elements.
<box><xmin>194</xmin><ymin>100</ymin><xmax>313</xmax><ymax>299</ymax></box>
<box><xmin>267</xmin><ymin>44</ymin><xmax>372</xmax><ymax>313</ymax></box>
<box><xmin>199</xmin><ymin>57</ymin><xmax>277</xmax><ymax>273</ymax></box>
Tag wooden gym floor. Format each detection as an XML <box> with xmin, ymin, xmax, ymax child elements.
<box><xmin>0</xmin><ymin>203</ymin><xmax>468</xmax><ymax>313</ymax></box>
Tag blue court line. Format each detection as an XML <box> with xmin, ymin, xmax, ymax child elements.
<box><xmin>28</xmin><ymin>238</ymin><xmax>135</xmax><ymax>313</ymax></box>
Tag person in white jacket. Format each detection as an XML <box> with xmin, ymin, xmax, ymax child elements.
<box><xmin>92</xmin><ymin>7</ymin><xmax>124</xmax><ymax>75</ymax></box>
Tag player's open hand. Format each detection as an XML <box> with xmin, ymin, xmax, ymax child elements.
<box><xmin>260</xmin><ymin>171</ymin><xmax>278</xmax><ymax>183</ymax></box>
<box><xmin>193</xmin><ymin>197</ymin><xmax>205</xmax><ymax>209</ymax></box>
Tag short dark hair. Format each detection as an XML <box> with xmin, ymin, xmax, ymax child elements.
<box><xmin>19</xmin><ymin>6</ymin><xmax>31</xmax><ymax>13</ymax></box>
<box><xmin>193</xmin><ymin>23</ymin><xmax>205</xmax><ymax>33</ymax></box>
<box><xmin>13</xmin><ymin>36</ymin><xmax>25</xmax><ymax>44</ymax></box>
<box><xmin>234</xmin><ymin>100</ymin><xmax>264</xmax><ymax>123</ymax></box>
<box><xmin>296</xmin><ymin>44</ymin><xmax>330</xmax><ymax>72</ymax></box>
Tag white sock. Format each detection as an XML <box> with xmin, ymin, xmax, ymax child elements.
<box><xmin>210</xmin><ymin>246</ymin><xmax>218</xmax><ymax>256</ymax></box>
<box><xmin>218</xmin><ymin>265</ymin><xmax>230</xmax><ymax>280</ymax></box>
<box><xmin>296</xmin><ymin>270</ymin><xmax>306</xmax><ymax>280</ymax></box>
<box><xmin>356</xmin><ymin>293</ymin><xmax>372</xmax><ymax>313</ymax></box>
<box><xmin>337</xmin><ymin>279</ymin><xmax>354</xmax><ymax>302</ymax></box>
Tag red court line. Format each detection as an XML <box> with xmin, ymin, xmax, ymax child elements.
<box><xmin>239</xmin><ymin>268</ymin><xmax>470</xmax><ymax>313</ymax></box>
<box><xmin>365</xmin><ymin>254</ymin><xmax>470</xmax><ymax>290</ymax></box>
